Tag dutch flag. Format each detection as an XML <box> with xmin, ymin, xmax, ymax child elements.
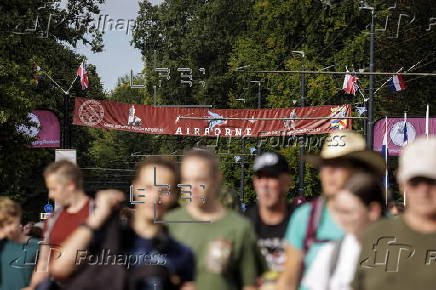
<box><xmin>388</xmin><ymin>75</ymin><xmax>406</xmax><ymax>92</ymax></box>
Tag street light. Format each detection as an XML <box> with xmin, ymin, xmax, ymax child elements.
<box><xmin>292</xmin><ymin>51</ymin><xmax>306</xmax><ymax>197</ymax></box>
<box><xmin>359</xmin><ymin>0</ymin><xmax>376</xmax><ymax>148</ymax></box>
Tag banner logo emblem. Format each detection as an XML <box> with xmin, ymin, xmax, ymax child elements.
<box><xmin>79</xmin><ymin>100</ymin><xmax>105</xmax><ymax>126</ymax></box>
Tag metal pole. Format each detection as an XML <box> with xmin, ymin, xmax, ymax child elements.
<box><xmin>179</xmin><ymin>116</ymin><xmax>366</xmax><ymax>121</ymax></box>
<box><xmin>299</xmin><ymin>66</ymin><xmax>305</xmax><ymax>196</ymax></box>
<box><xmin>62</xmin><ymin>94</ymin><xmax>70</xmax><ymax>149</ymax></box>
<box><xmin>240</xmin><ymin>137</ymin><xmax>245</xmax><ymax>206</ymax></box>
<box><xmin>367</xmin><ymin>9</ymin><xmax>376</xmax><ymax>149</ymax></box>
<box><xmin>257</xmin><ymin>81</ymin><xmax>261</xmax><ymax>109</ymax></box>
<box><xmin>236</xmin><ymin>70</ymin><xmax>436</xmax><ymax>77</ymax></box>
<box><xmin>153</xmin><ymin>85</ymin><xmax>157</xmax><ymax>106</ymax></box>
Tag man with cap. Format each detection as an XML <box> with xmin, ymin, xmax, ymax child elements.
<box><xmin>245</xmin><ymin>152</ymin><xmax>295</xmax><ymax>282</ymax></box>
<box><xmin>353</xmin><ymin>136</ymin><xmax>436</xmax><ymax>290</ymax></box>
<box><xmin>277</xmin><ymin>131</ymin><xmax>386</xmax><ymax>290</ymax></box>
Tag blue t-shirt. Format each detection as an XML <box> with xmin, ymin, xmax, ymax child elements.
<box><xmin>128</xmin><ymin>234</ymin><xmax>195</xmax><ymax>288</ymax></box>
<box><xmin>0</xmin><ymin>238</ymin><xmax>40</xmax><ymax>290</ymax></box>
<box><xmin>284</xmin><ymin>202</ymin><xmax>344</xmax><ymax>290</ymax></box>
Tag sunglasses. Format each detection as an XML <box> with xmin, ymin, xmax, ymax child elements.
<box><xmin>408</xmin><ymin>177</ymin><xmax>436</xmax><ymax>187</ymax></box>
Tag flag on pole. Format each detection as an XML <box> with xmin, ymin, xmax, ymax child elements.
<box><xmin>403</xmin><ymin>112</ymin><xmax>408</xmax><ymax>145</ymax></box>
<box><xmin>380</xmin><ymin>117</ymin><xmax>389</xmax><ymax>204</ymax></box>
<box><xmin>76</xmin><ymin>62</ymin><xmax>89</xmax><ymax>89</ymax></box>
<box><xmin>343</xmin><ymin>73</ymin><xmax>359</xmax><ymax>95</ymax></box>
<box><xmin>388</xmin><ymin>75</ymin><xmax>406</xmax><ymax>92</ymax></box>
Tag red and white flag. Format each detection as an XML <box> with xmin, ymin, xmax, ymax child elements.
<box><xmin>342</xmin><ymin>73</ymin><xmax>359</xmax><ymax>95</ymax></box>
<box><xmin>76</xmin><ymin>62</ymin><xmax>89</xmax><ymax>89</ymax></box>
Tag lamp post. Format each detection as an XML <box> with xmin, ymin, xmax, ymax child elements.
<box><xmin>292</xmin><ymin>50</ymin><xmax>306</xmax><ymax>196</ymax></box>
<box><xmin>360</xmin><ymin>1</ymin><xmax>376</xmax><ymax>148</ymax></box>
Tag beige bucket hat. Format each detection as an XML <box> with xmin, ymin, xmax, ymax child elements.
<box><xmin>305</xmin><ymin>130</ymin><xmax>386</xmax><ymax>177</ymax></box>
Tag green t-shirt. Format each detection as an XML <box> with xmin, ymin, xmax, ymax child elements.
<box><xmin>284</xmin><ymin>202</ymin><xmax>344</xmax><ymax>290</ymax></box>
<box><xmin>164</xmin><ymin>207</ymin><xmax>265</xmax><ymax>290</ymax></box>
<box><xmin>0</xmin><ymin>238</ymin><xmax>40</xmax><ymax>290</ymax></box>
<box><xmin>353</xmin><ymin>217</ymin><xmax>436</xmax><ymax>290</ymax></box>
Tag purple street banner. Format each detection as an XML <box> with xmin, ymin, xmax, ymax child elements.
<box><xmin>17</xmin><ymin>110</ymin><xmax>61</xmax><ymax>148</ymax></box>
<box><xmin>373</xmin><ymin>117</ymin><xmax>436</xmax><ymax>156</ymax></box>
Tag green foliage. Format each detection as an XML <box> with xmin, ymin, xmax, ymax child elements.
<box><xmin>0</xmin><ymin>0</ymin><xmax>106</xmax><ymax>221</ymax></box>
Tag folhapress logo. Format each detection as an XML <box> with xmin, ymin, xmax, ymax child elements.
<box><xmin>360</xmin><ymin>237</ymin><xmax>415</xmax><ymax>272</ymax></box>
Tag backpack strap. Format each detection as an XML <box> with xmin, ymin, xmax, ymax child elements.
<box><xmin>328</xmin><ymin>239</ymin><xmax>344</xmax><ymax>281</ymax></box>
<box><xmin>303</xmin><ymin>196</ymin><xmax>325</xmax><ymax>255</ymax></box>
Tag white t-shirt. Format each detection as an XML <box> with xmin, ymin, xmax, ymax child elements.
<box><xmin>302</xmin><ymin>234</ymin><xmax>361</xmax><ymax>290</ymax></box>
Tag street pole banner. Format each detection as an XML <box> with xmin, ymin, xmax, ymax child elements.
<box><xmin>17</xmin><ymin>110</ymin><xmax>61</xmax><ymax>148</ymax></box>
<box><xmin>72</xmin><ymin>98</ymin><xmax>352</xmax><ymax>137</ymax></box>
<box><xmin>373</xmin><ymin>118</ymin><xmax>436</xmax><ymax>156</ymax></box>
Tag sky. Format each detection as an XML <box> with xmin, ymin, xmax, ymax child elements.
<box><xmin>75</xmin><ymin>0</ymin><xmax>162</xmax><ymax>92</ymax></box>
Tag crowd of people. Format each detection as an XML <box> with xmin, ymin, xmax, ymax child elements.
<box><xmin>0</xmin><ymin>130</ymin><xmax>435</xmax><ymax>290</ymax></box>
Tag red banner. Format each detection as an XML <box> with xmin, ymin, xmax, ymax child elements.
<box><xmin>73</xmin><ymin>98</ymin><xmax>352</xmax><ymax>137</ymax></box>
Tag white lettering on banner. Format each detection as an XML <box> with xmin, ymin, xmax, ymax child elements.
<box><xmin>173</xmin><ymin>127</ymin><xmax>254</xmax><ymax>137</ymax></box>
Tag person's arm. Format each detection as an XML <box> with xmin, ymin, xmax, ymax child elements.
<box><xmin>50</xmin><ymin>190</ymin><xmax>125</xmax><ymax>279</ymax></box>
<box><xmin>277</xmin><ymin>244</ymin><xmax>303</xmax><ymax>290</ymax></box>
<box><xmin>22</xmin><ymin>242</ymin><xmax>50</xmax><ymax>290</ymax></box>
<box><xmin>277</xmin><ymin>205</ymin><xmax>310</xmax><ymax>290</ymax></box>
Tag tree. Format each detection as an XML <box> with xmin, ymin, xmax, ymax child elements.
<box><xmin>0</xmin><ymin>0</ymin><xmax>106</xmax><ymax>221</ymax></box>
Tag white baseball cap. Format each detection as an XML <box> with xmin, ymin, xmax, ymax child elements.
<box><xmin>398</xmin><ymin>136</ymin><xmax>436</xmax><ymax>183</ymax></box>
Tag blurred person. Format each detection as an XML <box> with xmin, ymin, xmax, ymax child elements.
<box><xmin>23</xmin><ymin>222</ymin><xmax>35</xmax><ymax>236</ymax></box>
<box><xmin>302</xmin><ymin>173</ymin><xmax>385</xmax><ymax>290</ymax></box>
<box><xmin>24</xmin><ymin>160</ymin><xmax>93</xmax><ymax>290</ymax></box>
<box><xmin>164</xmin><ymin>149</ymin><xmax>266</xmax><ymax>290</ymax></box>
<box><xmin>353</xmin><ymin>137</ymin><xmax>436</xmax><ymax>290</ymax></box>
<box><xmin>244</xmin><ymin>152</ymin><xmax>294</xmax><ymax>288</ymax></box>
<box><xmin>387</xmin><ymin>201</ymin><xmax>405</xmax><ymax>217</ymax></box>
<box><xmin>277</xmin><ymin>131</ymin><xmax>386</xmax><ymax>290</ymax></box>
<box><xmin>119</xmin><ymin>206</ymin><xmax>134</xmax><ymax>226</ymax></box>
<box><xmin>23</xmin><ymin>222</ymin><xmax>43</xmax><ymax>240</ymax></box>
<box><xmin>51</xmin><ymin>157</ymin><xmax>195</xmax><ymax>290</ymax></box>
<box><xmin>0</xmin><ymin>197</ymin><xmax>40</xmax><ymax>290</ymax></box>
